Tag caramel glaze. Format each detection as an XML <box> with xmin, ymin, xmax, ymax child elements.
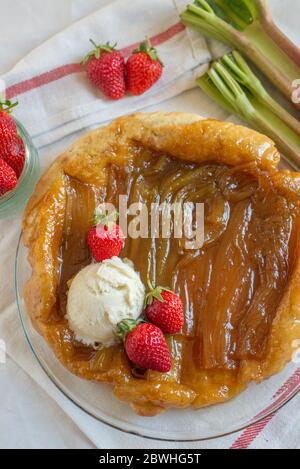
<box><xmin>56</xmin><ymin>147</ymin><xmax>299</xmax><ymax>411</ymax></box>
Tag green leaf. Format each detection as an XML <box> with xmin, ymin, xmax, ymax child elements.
<box><xmin>217</xmin><ymin>0</ymin><xmax>257</xmax><ymax>26</ymax></box>
<box><xmin>134</xmin><ymin>38</ymin><xmax>163</xmax><ymax>65</ymax></box>
<box><xmin>205</xmin><ymin>0</ymin><xmax>236</xmax><ymax>24</ymax></box>
<box><xmin>93</xmin><ymin>208</ymin><xmax>119</xmax><ymax>229</ymax></box>
<box><xmin>117</xmin><ymin>318</ymin><xmax>144</xmax><ymax>342</ymax></box>
<box><xmin>195</xmin><ymin>0</ymin><xmax>246</xmax><ymax>30</ymax></box>
<box><xmin>144</xmin><ymin>278</ymin><xmax>172</xmax><ymax>309</ymax></box>
<box><xmin>82</xmin><ymin>40</ymin><xmax>116</xmax><ymax>64</ymax></box>
<box><xmin>229</xmin><ymin>0</ymin><xmax>257</xmax><ymax>22</ymax></box>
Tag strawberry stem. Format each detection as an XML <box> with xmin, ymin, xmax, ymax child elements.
<box><xmin>145</xmin><ymin>36</ymin><xmax>152</xmax><ymax>51</ymax></box>
<box><xmin>93</xmin><ymin>209</ymin><xmax>119</xmax><ymax>229</ymax></box>
<box><xmin>134</xmin><ymin>38</ymin><xmax>163</xmax><ymax>66</ymax></box>
<box><xmin>117</xmin><ymin>318</ymin><xmax>144</xmax><ymax>343</ymax></box>
<box><xmin>144</xmin><ymin>277</ymin><xmax>172</xmax><ymax>308</ymax></box>
<box><xmin>89</xmin><ymin>39</ymin><xmax>99</xmax><ymax>50</ymax></box>
<box><xmin>0</xmin><ymin>100</ymin><xmax>18</xmax><ymax>113</ymax></box>
<box><xmin>147</xmin><ymin>277</ymin><xmax>154</xmax><ymax>292</ymax></box>
<box><xmin>82</xmin><ymin>40</ymin><xmax>117</xmax><ymax>64</ymax></box>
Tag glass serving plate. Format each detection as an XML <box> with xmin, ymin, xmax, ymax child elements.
<box><xmin>15</xmin><ymin>233</ymin><xmax>300</xmax><ymax>442</ymax></box>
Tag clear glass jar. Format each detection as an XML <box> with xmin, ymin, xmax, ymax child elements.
<box><xmin>0</xmin><ymin>118</ymin><xmax>40</xmax><ymax>218</ymax></box>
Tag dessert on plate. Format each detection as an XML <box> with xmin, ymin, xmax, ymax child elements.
<box><xmin>23</xmin><ymin>112</ymin><xmax>300</xmax><ymax>416</ymax></box>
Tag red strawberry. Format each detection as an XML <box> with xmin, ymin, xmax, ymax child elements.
<box><xmin>126</xmin><ymin>39</ymin><xmax>163</xmax><ymax>96</ymax></box>
<box><xmin>87</xmin><ymin>210</ymin><xmax>124</xmax><ymax>262</ymax></box>
<box><xmin>0</xmin><ymin>158</ymin><xmax>17</xmax><ymax>195</ymax></box>
<box><xmin>4</xmin><ymin>136</ymin><xmax>26</xmax><ymax>178</ymax></box>
<box><xmin>83</xmin><ymin>40</ymin><xmax>126</xmax><ymax>100</ymax></box>
<box><xmin>118</xmin><ymin>320</ymin><xmax>171</xmax><ymax>373</ymax></box>
<box><xmin>0</xmin><ymin>100</ymin><xmax>18</xmax><ymax>135</ymax></box>
<box><xmin>0</xmin><ymin>111</ymin><xmax>18</xmax><ymax>162</ymax></box>
<box><xmin>0</xmin><ymin>111</ymin><xmax>17</xmax><ymax>136</ymax></box>
<box><xmin>144</xmin><ymin>280</ymin><xmax>184</xmax><ymax>334</ymax></box>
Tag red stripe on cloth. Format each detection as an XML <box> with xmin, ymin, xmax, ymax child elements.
<box><xmin>120</xmin><ymin>22</ymin><xmax>185</xmax><ymax>56</ymax></box>
<box><xmin>231</xmin><ymin>367</ymin><xmax>300</xmax><ymax>449</ymax></box>
<box><xmin>5</xmin><ymin>22</ymin><xmax>185</xmax><ymax>99</ymax></box>
<box><xmin>6</xmin><ymin>63</ymin><xmax>83</xmax><ymax>99</ymax></box>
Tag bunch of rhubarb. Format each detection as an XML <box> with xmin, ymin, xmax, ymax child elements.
<box><xmin>181</xmin><ymin>0</ymin><xmax>300</xmax><ymax>167</ymax></box>
<box><xmin>181</xmin><ymin>0</ymin><xmax>300</xmax><ymax>109</ymax></box>
<box><xmin>197</xmin><ymin>51</ymin><xmax>300</xmax><ymax>168</ymax></box>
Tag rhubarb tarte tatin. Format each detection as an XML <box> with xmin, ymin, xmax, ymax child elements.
<box><xmin>23</xmin><ymin>112</ymin><xmax>300</xmax><ymax>416</ymax></box>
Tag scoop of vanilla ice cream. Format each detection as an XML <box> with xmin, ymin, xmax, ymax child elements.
<box><xmin>66</xmin><ymin>257</ymin><xmax>145</xmax><ymax>348</ymax></box>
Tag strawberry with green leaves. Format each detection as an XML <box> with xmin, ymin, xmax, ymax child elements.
<box><xmin>0</xmin><ymin>100</ymin><xmax>26</xmax><ymax>180</ymax></box>
<box><xmin>144</xmin><ymin>280</ymin><xmax>184</xmax><ymax>334</ymax></box>
<box><xmin>117</xmin><ymin>319</ymin><xmax>171</xmax><ymax>373</ymax></box>
<box><xmin>83</xmin><ymin>40</ymin><xmax>126</xmax><ymax>100</ymax></box>
<box><xmin>0</xmin><ymin>100</ymin><xmax>18</xmax><ymax>160</ymax></box>
<box><xmin>87</xmin><ymin>209</ymin><xmax>125</xmax><ymax>262</ymax></box>
<box><xmin>126</xmin><ymin>39</ymin><xmax>163</xmax><ymax>96</ymax></box>
<box><xmin>0</xmin><ymin>100</ymin><xmax>18</xmax><ymax>133</ymax></box>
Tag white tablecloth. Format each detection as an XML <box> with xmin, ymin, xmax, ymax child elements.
<box><xmin>0</xmin><ymin>0</ymin><xmax>299</xmax><ymax>449</ymax></box>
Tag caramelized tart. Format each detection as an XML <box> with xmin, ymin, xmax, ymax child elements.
<box><xmin>23</xmin><ymin>113</ymin><xmax>300</xmax><ymax>416</ymax></box>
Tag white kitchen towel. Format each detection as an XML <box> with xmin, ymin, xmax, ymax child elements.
<box><xmin>0</xmin><ymin>0</ymin><xmax>210</xmax><ymax>148</ymax></box>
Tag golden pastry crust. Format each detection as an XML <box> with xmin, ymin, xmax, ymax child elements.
<box><xmin>23</xmin><ymin>112</ymin><xmax>300</xmax><ymax>415</ymax></box>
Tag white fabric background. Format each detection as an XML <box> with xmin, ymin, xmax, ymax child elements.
<box><xmin>0</xmin><ymin>0</ymin><xmax>299</xmax><ymax>449</ymax></box>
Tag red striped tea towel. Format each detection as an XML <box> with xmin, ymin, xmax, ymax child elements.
<box><xmin>0</xmin><ymin>0</ymin><xmax>210</xmax><ymax>148</ymax></box>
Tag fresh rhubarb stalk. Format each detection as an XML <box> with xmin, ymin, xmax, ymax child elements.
<box><xmin>222</xmin><ymin>51</ymin><xmax>300</xmax><ymax>135</ymax></box>
<box><xmin>255</xmin><ymin>0</ymin><xmax>300</xmax><ymax>67</ymax></box>
<box><xmin>181</xmin><ymin>0</ymin><xmax>300</xmax><ymax>110</ymax></box>
<box><xmin>197</xmin><ymin>53</ymin><xmax>300</xmax><ymax>169</ymax></box>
